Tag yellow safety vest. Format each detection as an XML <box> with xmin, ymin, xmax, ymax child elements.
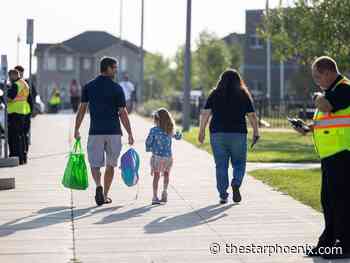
<box><xmin>49</xmin><ymin>93</ymin><xmax>61</xmax><ymax>106</ymax></box>
<box><xmin>313</xmin><ymin>77</ymin><xmax>350</xmax><ymax>159</ymax></box>
<box><xmin>8</xmin><ymin>79</ymin><xmax>31</xmax><ymax>115</ymax></box>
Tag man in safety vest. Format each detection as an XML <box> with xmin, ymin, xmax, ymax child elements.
<box><xmin>14</xmin><ymin>65</ymin><xmax>34</xmax><ymax>155</ymax></box>
<box><xmin>295</xmin><ymin>56</ymin><xmax>350</xmax><ymax>259</ymax></box>
<box><xmin>7</xmin><ymin>69</ymin><xmax>31</xmax><ymax>165</ymax></box>
<box><xmin>48</xmin><ymin>88</ymin><xmax>61</xmax><ymax>113</ymax></box>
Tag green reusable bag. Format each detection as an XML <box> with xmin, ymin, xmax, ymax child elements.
<box><xmin>62</xmin><ymin>139</ymin><xmax>89</xmax><ymax>190</ymax></box>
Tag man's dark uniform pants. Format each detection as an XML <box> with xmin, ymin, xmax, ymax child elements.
<box><xmin>8</xmin><ymin>113</ymin><xmax>27</xmax><ymax>164</ymax></box>
<box><xmin>318</xmin><ymin>150</ymin><xmax>350</xmax><ymax>251</ymax></box>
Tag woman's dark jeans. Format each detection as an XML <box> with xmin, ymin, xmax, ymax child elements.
<box><xmin>210</xmin><ymin>133</ymin><xmax>247</xmax><ymax>199</ymax></box>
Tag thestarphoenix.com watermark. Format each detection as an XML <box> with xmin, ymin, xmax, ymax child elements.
<box><xmin>209</xmin><ymin>242</ymin><xmax>343</xmax><ymax>257</ymax></box>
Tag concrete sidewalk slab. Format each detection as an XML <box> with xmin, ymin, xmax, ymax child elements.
<box><xmin>0</xmin><ymin>113</ymin><xmax>330</xmax><ymax>262</ymax></box>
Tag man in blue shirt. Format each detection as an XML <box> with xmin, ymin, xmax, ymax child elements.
<box><xmin>74</xmin><ymin>56</ymin><xmax>134</xmax><ymax>206</ymax></box>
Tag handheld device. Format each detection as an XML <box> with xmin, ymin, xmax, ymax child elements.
<box><xmin>250</xmin><ymin>135</ymin><xmax>260</xmax><ymax>149</ymax></box>
<box><xmin>287</xmin><ymin>117</ymin><xmax>311</xmax><ymax>132</ymax></box>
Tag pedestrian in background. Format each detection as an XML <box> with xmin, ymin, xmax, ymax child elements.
<box><xmin>69</xmin><ymin>79</ymin><xmax>81</xmax><ymax>113</ymax></box>
<box><xmin>119</xmin><ymin>73</ymin><xmax>135</xmax><ymax>114</ymax></box>
<box><xmin>48</xmin><ymin>87</ymin><xmax>61</xmax><ymax>113</ymax></box>
<box><xmin>7</xmin><ymin>69</ymin><xmax>31</xmax><ymax>164</ymax></box>
<box><xmin>14</xmin><ymin>65</ymin><xmax>34</xmax><ymax>155</ymax></box>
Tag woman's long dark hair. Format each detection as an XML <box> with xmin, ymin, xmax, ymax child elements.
<box><xmin>211</xmin><ymin>69</ymin><xmax>253</xmax><ymax>103</ymax></box>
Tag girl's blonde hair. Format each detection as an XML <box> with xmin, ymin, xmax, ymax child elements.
<box><xmin>153</xmin><ymin>108</ymin><xmax>175</xmax><ymax>135</ymax></box>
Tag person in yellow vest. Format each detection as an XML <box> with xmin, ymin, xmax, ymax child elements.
<box><xmin>48</xmin><ymin>87</ymin><xmax>61</xmax><ymax>113</ymax></box>
<box><xmin>7</xmin><ymin>69</ymin><xmax>31</xmax><ymax>165</ymax></box>
<box><xmin>294</xmin><ymin>56</ymin><xmax>350</xmax><ymax>259</ymax></box>
<box><xmin>14</xmin><ymin>65</ymin><xmax>33</xmax><ymax>156</ymax></box>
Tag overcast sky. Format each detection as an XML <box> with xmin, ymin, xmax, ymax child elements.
<box><xmin>0</xmin><ymin>0</ymin><xmax>284</xmax><ymax>76</ymax></box>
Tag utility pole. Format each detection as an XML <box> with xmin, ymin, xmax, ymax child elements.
<box><xmin>182</xmin><ymin>0</ymin><xmax>192</xmax><ymax>131</ymax></box>
<box><xmin>138</xmin><ymin>0</ymin><xmax>144</xmax><ymax>105</ymax></box>
<box><xmin>16</xmin><ymin>35</ymin><xmax>20</xmax><ymax>65</ymax></box>
<box><xmin>279</xmin><ymin>0</ymin><xmax>285</xmax><ymax>103</ymax></box>
<box><xmin>118</xmin><ymin>0</ymin><xmax>123</xmax><ymax>81</ymax></box>
<box><xmin>266</xmin><ymin>0</ymin><xmax>272</xmax><ymax>111</ymax></box>
<box><xmin>27</xmin><ymin>19</ymin><xmax>34</xmax><ymax>87</ymax></box>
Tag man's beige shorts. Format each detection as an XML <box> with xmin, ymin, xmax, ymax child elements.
<box><xmin>87</xmin><ymin>135</ymin><xmax>122</xmax><ymax>168</ymax></box>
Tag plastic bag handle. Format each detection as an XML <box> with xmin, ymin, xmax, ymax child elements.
<box><xmin>73</xmin><ymin>138</ymin><xmax>82</xmax><ymax>153</ymax></box>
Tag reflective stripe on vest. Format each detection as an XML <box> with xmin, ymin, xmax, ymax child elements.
<box><xmin>314</xmin><ymin>116</ymin><xmax>350</xmax><ymax>129</ymax></box>
<box><xmin>8</xmin><ymin>79</ymin><xmax>31</xmax><ymax>115</ymax></box>
<box><xmin>312</xmin><ymin>76</ymin><xmax>350</xmax><ymax>159</ymax></box>
<box><xmin>13</xmin><ymin>85</ymin><xmax>29</xmax><ymax>101</ymax></box>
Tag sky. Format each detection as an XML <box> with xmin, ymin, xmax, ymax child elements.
<box><xmin>0</xmin><ymin>0</ymin><xmax>283</xmax><ymax>77</ymax></box>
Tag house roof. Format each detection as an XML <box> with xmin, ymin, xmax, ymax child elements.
<box><xmin>35</xmin><ymin>31</ymin><xmax>141</xmax><ymax>55</ymax></box>
<box><xmin>35</xmin><ymin>43</ymin><xmax>56</xmax><ymax>52</ymax></box>
<box><xmin>63</xmin><ymin>31</ymin><xmax>120</xmax><ymax>54</ymax></box>
<box><xmin>222</xmin><ymin>32</ymin><xmax>245</xmax><ymax>45</ymax></box>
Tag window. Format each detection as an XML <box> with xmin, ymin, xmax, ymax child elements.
<box><xmin>83</xmin><ymin>58</ymin><xmax>91</xmax><ymax>70</ymax></box>
<box><xmin>65</xmin><ymin>56</ymin><xmax>74</xmax><ymax>71</ymax></box>
<box><xmin>250</xmin><ymin>34</ymin><xmax>264</xmax><ymax>49</ymax></box>
<box><xmin>57</xmin><ymin>56</ymin><xmax>74</xmax><ymax>71</ymax></box>
<box><xmin>121</xmin><ymin>56</ymin><xmax>128</xmax><ymax>71</ymax></box>
<box><xmin>47</xmin><ymin>56</ymin><xmax>57</xmax><ymax>71</ymax></box>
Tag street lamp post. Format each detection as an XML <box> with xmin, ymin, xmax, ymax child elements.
<box><xmin>138</xmin><ymin>0</ymin><xmax>144</xmax><ymax>105</ymax></box>
<box><xmin>266</xmin><ymin>0</ymin><xmax>271</xmax><ymax>112</ymax></box>
<box><xmin>16</xmin><ymin>35</ymin><xmax>20</xmax><ymax>65</ymax></box>
<box><xmin>182</xmin><ymin>0</ymin><xmax>192</xmax><ymax>131</ymax></box>
<box><xmin>118</xmin><ymin>0</ymin><xmax>123</xmax><ymax>81</ymax></box>
<box><xmin>279</xmin><ymin>0</ymin><xmax>285</xmax><ymax>103</ymax></box>
<box><xmin>27</xmin><ymin>19</ymin><xmax>34</xmax><ymax>87</ymax></box>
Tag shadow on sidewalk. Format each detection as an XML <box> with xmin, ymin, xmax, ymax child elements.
<box><xmin>95</xmin><ymin>205</ymin><xmax>156</xmax><ymax>225</ymax></box>
<box><xmin>310</xmin><ymin>258</ymin><xmax>348</xmax><ymax>263</ymax></box>
<box><xmin>0</xmin><ymin>205</ymin><xmax>122</xmax><ymax>237</ymax></box>
<box><xmin>144</xmin><ymin>204</ymin><xmax>234</xmax><ymax>234</ymax></box>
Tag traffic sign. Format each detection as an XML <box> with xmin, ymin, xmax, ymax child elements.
<box><xmin>26</xmin><ymin>19</ymin><xmax>34</xmax><ymax>44</ymax></box>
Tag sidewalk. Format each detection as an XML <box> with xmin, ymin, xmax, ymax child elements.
<box><xmin>0</xmin><ymin>113</ymin><xmax>333</xmax><ymax>262</ymax></box>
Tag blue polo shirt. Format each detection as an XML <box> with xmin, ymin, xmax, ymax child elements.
<box><xmin>81</xmin><ymin>75</ymin><xmax>126</xmax><ymax>135</ymax></box>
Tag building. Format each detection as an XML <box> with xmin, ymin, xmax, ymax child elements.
<box><xmin>222</xmin><ymin>32</ymin><xmax>245</xmax><ymax>73</ymax></box>
<box><xmin>222</xmin><ymin>32</ymin><xmax>245</xmax><ymax>47</ymax></box>
<box><xmin>224</xmin><ymin>10</ymin><xmax>300</xmax><ymax>102</ymax></box>
<box><xmin>35</xmin><ymin>31</ymin><xmax>142</xmax><ymax>105</ymax></box>
<box><xmin>243</xmin><ymin>9</ymin><xmax>299</xmax><ymax>101</ymax></box>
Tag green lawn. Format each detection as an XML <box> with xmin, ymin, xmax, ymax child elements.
<box><xmin>250</xmin><ymin>169</ymin><xmax>321</xmax><ymax>211</ymax></box>
<box><xmin>183</xmin><ymin>128</ymin><xmax>319</xmax><ymax>163</ymax></box>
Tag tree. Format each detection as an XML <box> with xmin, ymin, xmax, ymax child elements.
<box><xmin>172</xmin><ymin>46</ymin><xmax>194</xmax><ymax>93</ymax></box>
<box><xmin>143</xmin><ymin>52</ymin><xmax>174</xmax><ymax>101</ymax></box>
<box><xmin>260</xmin><ymin>0</ymin><xmax>350</xmax><ymax>70</ymax></box>
<box><xmin>289</xmin><ymin>65</ymin><xmax>316</xmax><ymax>99</ymax></box>
<box><xmin>227</xmin><ymin>43</ymin><xmax>243</xmax><ymax>71</ymax></box>
<box><xmin>194</xmin><ymin>30</ymin><xmax>232</xmax><ymax>94</ymax></box>
<box><xmin>143</xmin><ymin>31</ymin><xmax>243</xmax><ymax>103</ymax></box>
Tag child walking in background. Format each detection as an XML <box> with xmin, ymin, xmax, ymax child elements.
<box><xmin>145</xmin><ymin>108</ymin><xmax>181</xmax><ymax>205</ymax></box>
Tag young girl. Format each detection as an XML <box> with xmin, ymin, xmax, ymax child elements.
<box><xmin>145</xmin><ymin>108</ymin><xmax>181</xmax><ymax>204</ymax></box>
